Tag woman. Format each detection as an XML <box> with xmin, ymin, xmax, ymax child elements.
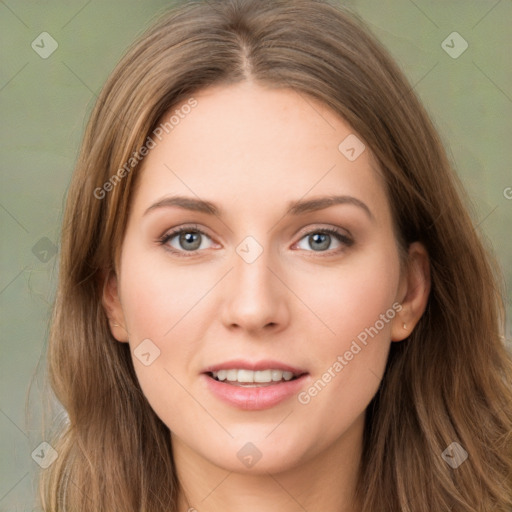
<box><xmin>40</xmin><ymin>0</ymin><xmax>512</xmax><ymax>510</ymax></box>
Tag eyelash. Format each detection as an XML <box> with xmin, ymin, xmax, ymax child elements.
<box><xmin>157</xmin><ymin>225</ymin><xmax>354</xmax><ymax>258</ymax></box>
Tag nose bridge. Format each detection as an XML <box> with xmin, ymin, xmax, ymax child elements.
<box><xmin>221</xmin><ymin>234</ymin><xmax>288</xmax><ymax>331</ymax></box>
<box><xmin>235</xmin><ymin>237</ymin><xmax>272</xmax><ymax>294</ymax></box>
<box><xmin>233</xmin><ymin>234</ymin><xmax>276</xmax><ymax>303</ymax></box>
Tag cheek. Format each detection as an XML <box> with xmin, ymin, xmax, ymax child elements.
<box><xmin>117</xmin><ymin>242</ymin><xmax>206</xmax><ymax>379</ymax></box>
<box><xmin>119</xmin><ymin>243</ymin><xmax>217</xmax><ymax>342</ymax></box>
<box><xmin>295</xmin><ymin>245</ymin><xmax>401</xmax><ymax>356</ymax></box>
<box><xmin>292</xmin><ymin>247</ymin><xmax>400</xmax><ymax>439</ymax></box>
<box><xmin>117</xmin><ymin>244</ymin><xmax>213</xmax><ymax>429</ymax></box>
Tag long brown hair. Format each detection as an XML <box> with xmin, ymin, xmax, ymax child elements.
<box><xmin>40</xmin><ymin>0</ymin><xmax>512</xmax><ymax>510</ymax></box>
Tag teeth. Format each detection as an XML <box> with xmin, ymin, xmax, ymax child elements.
<box><xmin>211</xmin><ymin>369</ymin><xmax>298</xmax><ymax>383</ymax></box>
<box><xmin>226</xmin><ymin>369</ymin><xmax>237</xmax><ymax>381</ymax></box>
<box><xmin>254</xmin><ymin>370</ymin><xmax>272</xmax><ymax>383</ymax></box>
<box><xmin>282</xmin><ymin>371</ymin><xmax>294</xmax><ymax>381</ymax></box>
<box><xmin>271</xmin><ymin>369</ymin><xmax>283</xmax><ymax>381</ymax></box>
<box><xmin>238</xmin><ymin>369</ymin><xmax>254</xmax><ymax>383</ymax></box>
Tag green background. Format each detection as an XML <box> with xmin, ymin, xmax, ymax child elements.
<box><xmin>1</xmin><ymin>1</ymin><xmax>511</xmax><ymax>509</ymax></box>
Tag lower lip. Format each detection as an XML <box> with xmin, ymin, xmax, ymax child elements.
<box><xmin>202</xmin><ymin>373</ymin><xmax>309</xmax><ymax>410</ymax></box>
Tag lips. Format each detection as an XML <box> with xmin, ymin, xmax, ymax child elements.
<box><xmin>202</xmin><ymin>359</ymin><xmax>307</xmax><ymax>375</ymax></box>
<box><xmin>201</xmin><ymin>359</ymin><xmax>309</xmax><ymax>410</ymax></box>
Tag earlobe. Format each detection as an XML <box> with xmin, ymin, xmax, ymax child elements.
<box><xmin>101</xmin><ymin>270</ymin><xmax>129</xmax><ymax>343</ymax></box>
<box><xmin>391</xmin><ymin>242</ymin><xmax>431</xmax><ymax>342</ymax></box>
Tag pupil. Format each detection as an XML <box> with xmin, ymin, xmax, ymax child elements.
<box><xmin>310</xmin><ymin>233</ymin><xmax>330</xmax><ymax>251</ymax></box>
<box><xmin>180</xmin><ymin>232</ymin><xmax>201</xmax><ymax>250</ymax></box>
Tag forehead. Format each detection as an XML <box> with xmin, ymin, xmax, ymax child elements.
<box><xmin>131</xmin><ymin>82</ymin><xmax>389</xmax><ymax>223</ymax></box>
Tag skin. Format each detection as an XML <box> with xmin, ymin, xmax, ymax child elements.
<box><xmin>103</xmin><ymin>81</ymin><xmax>430</xmax><ymax>512</ymax></box>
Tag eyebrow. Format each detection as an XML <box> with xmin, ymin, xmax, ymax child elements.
<box><xmin>144</xmin><ymin>194</ymin><xmax>374</xmax><ymax>220</ymax></box>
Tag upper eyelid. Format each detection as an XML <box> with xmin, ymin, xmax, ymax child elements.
<box><xmin>161</xmin><ymin>223</ymin><xmax>350</xmax><ymax>238</ymax></box>
<box><xmin>159</xmin><ymin>224</ymin><xmax>212</xmax><ymax>244</ymax></box>
<box><xmin>294</xmin><ymin>224</ymin><xmax>353</xmax><ymax>240</ymax></box>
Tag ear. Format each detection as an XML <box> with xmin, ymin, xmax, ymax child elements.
<box><xmin>101</xmin><ymin>270</ymin><xmax>129</xmax><ymax>343</ymax></box>
<box><xmin>391</xmin><ymin>242</ymin><xmax>431</xmax><ymax>342</ymax></box>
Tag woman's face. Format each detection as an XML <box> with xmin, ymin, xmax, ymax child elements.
<box><xmin>106</xmin><ymin>81</ymin><xmax>412</xmax><ymax>474</ymax></box>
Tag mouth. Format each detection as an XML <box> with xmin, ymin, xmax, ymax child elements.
<box><xmin>206</xmin><ymin>368</ymin><xmax>304</xmax><ymax>387</ymax></box>
<box><xmin>201</xmin><ymin>360</ymin><xmax>309</xmax><ymax>410</ymax></box>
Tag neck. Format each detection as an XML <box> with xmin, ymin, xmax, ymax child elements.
<box><xmin>172</xmin><ymin>414</ymin><xmax>364</xmax><ymax>512</ymax></box>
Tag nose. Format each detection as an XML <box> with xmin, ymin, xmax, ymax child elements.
<box><xmin>220</xmin><ymin>240</ymin><xmax>290</xmax><ymax>335</ymax></box>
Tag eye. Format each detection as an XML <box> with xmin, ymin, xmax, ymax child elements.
<box><xmin>159</xmin><ymin>225</ymin><xmax>215</xmax><ymax>255</ymax></box>
<box><xmin>294</xmin><ymin>227</ymin><xmax>353</xmax><ymax>254</ymax></box>
<box><xmin>158</xmin><ymin>225</ymin><xmax>353</xmax><ymax>257</ymax></box>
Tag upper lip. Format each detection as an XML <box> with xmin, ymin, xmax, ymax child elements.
<box><xmin>202</xmin><ymin>359</ymin><xmax>308</xmax><ymax>376</ymax></box>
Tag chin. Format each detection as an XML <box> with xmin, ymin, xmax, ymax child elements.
<box><xmin>198</xmin><ymin>432</ymin><xmax>311</xmax><ymax>475</ymax></box>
